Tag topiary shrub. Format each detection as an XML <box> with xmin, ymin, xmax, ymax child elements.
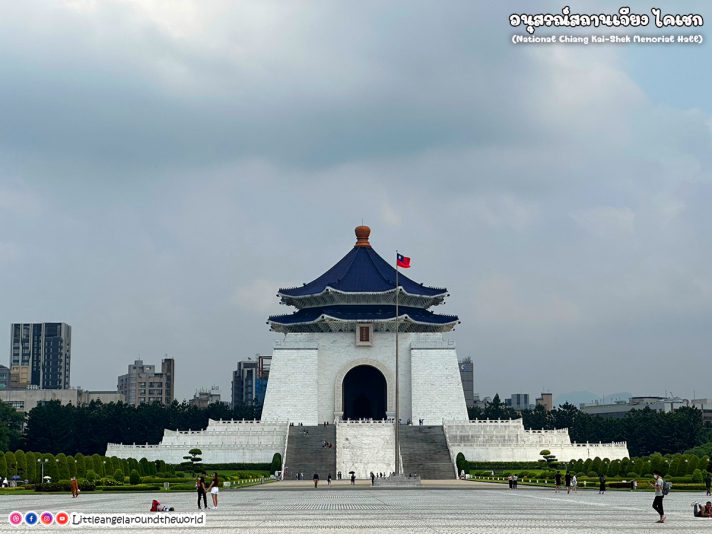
<box><xmin>85</xmin><ymin>469</ymin><xmax>98</xmax><ymax>482</ymax></box>
<box><xmin>129</xmin><ymin>469</ymin><xmax>141</xmax><ymax>485</ymax></box>
<box><xmin>114</xmin><ymin>469</ymin><xmax>124</xmax><ymax>483</ymax></box>
<box><xmin>270</xmin><ymin>453</ymin><xmax>282</xmax><ymax>474</ymax></box>
<box><xmin>692</xmin><ymin>469</ymin><xmax>703</xmax><ymax>483</ymax></box>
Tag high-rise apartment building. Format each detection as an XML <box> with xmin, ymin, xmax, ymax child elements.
<box><xmin>10</xmin><ymin>323</ymin><xmax>71</xmax><ymax>389</ymax></box>
<box><xmin>0</xmin><ymin>364</ymin><xmax>9</xmax><ymax>390</ymax></box>
<box><xmin>458</xmin><ymin>357</ymin><xmax>475</xmax><ymax>407</ymax></box>
<box><xmin>536</xmin><ymin>392</ymin><xmax>553</xmax><ymax>412</ymax></box>
<box><xmin>506</xmin><ymin>393</ymin><xmax>531</xmax><ymax>411</ymax></box>
<box><xmin>117</xmin><ymin>358</ymin><xmax>175</xmax><ymax>406</ymax></box>
<box><xmin>232</xmin><ymin>355</ymin><xmax>271</xmax><ymax>407</ymax></box>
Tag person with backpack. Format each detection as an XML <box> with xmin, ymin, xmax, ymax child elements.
<box><xmin>651</xmin><ymin>471</ymin><xmax>667</xmax><ymax>523</ymax></box>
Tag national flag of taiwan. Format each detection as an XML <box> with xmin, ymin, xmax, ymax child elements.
<box><xmin>396</xmin><ymin>253</ymin><xmax>411</xmax><ymax>268</ymax></box>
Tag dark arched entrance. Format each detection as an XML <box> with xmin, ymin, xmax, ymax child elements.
<box><xmin>342</xmin><ymin>365</ymin><xmax>387</xmax><ymax>420</ymax></box>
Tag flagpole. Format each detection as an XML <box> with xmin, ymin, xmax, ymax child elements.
<box><xmin>395</xmin><ymin>250</ymin><xmax>400</xmax><ymax>476</ymax></box>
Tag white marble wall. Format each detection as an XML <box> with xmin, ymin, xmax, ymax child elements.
<box><xmin>261</xmin><ymin>343</ymin><xmax>319</xmax><ymax>425</ymax></box>
<box><xmin>411</xmin><ymin>347</ymin><xmax>469</xmax><ymax>425</ymax></box>
<box><xmin>444</xmin><ymin>420</ymin><xmax>629</xmax><ymax>462</ymax></box>
<box><xmin>262</xmin><ymin>331</ymin><xmax>468</xmax><ymax>425</ymax></box>
<box><xmin>336</xmin><ymin>422</ymin><xmax>395</xmax><ymax>479</ymax></box>
<box><xmin>106</xmin><ymin>420</ymin><xmax>288</xmax><ymax>464</ymax></box>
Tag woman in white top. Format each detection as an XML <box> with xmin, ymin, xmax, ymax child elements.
<box><xmin>571</xmin><ymin>475</ymin><xmax>578</xmax><ymax>492</ymax></box>
<box><xmin>208</xmin><ymin>473</ymin><xmax>220</xmax><ymax>509</ymax></box>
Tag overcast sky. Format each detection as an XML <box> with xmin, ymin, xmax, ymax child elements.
<box><xmin>1</xmin><ymin>1</ymin><xmax>710</xmax><ymax>404</ymax></box>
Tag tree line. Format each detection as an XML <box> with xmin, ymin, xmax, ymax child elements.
<box><xmin>0</xmin><ymin>396</ymin><xmax>708</xmax><ymax>457</ymax></box>
<box><xmin>468</xmin><ymin>394</ymin><xmax>710</xmax><ymax>457</ymax></box>
<box><xmin>0</xmin><ymin>399</ymin><xmax>261</xmax><ymax>456</ymax></box>
<box><xmin>0</xmin><ymin>448</ymin><xmax>171</xmax><ymax>484</ymax></box>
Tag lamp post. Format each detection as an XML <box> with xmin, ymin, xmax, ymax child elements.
<box><xmin>37</xmin><ymin>458</ymin><xmax>48</xmax><ymax>483</ymax></box>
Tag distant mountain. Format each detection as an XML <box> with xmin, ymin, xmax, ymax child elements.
<box><xmin>557</xmin><ymin>391</ymin><xmax>632</xmax><ymax>408</ymax></box>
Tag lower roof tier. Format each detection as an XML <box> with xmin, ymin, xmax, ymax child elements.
<box><xmin>268</xmin><ymin>305</ymin><xmax>459</xmax><ymax>334</ymax></box>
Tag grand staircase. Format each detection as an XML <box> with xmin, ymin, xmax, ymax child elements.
<box><xmin>284</xmin><ymin>425</ymin><xmax>337</xmax><ymax>480</ymax></box>
<box><xmin>399</xmin><ymin>425</ymin><xmax>456</xmax><ymax>480</ymax></box>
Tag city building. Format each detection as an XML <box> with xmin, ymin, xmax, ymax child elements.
<box><xmin>0</xmin><ymin>388</ymin><xmax>124</xmax><ymax>413</ymax></box>
<box><xmin>505</xmin><ymin>393</ymin><xmax>531</xmax><ymax>411</ymax></box>
<box><xmin>117</xmin><ymin>358</ymin><xmax>175</xmax><ymax>406</ymax></box>
<box><xmin>0</xmin><ymin>364</ymin><xmax>9</xmax><ymax>390</ymax></box>
<box><xmin>536</xmin><ymin>392</ymin><xmax>553</xmax><ymax>412</ymax></box>
<box><xmin>109</xmin><ymin>226</ymin><xmax>628</xmax><ymax>474</ymax></box>
<box><xmin>580</xmin><ymin>396</ymin><xmax>688</xmax><ymax>419</ymax></box>
<box><xmin>690</xmin><ymin>399</ymin><xmax>712</xmax><ymax>424</ymax></box>
<box><xmin>189</xmin><ymin>387</ymin><xmax>221</xmax><ymax>409</ymax></box>
<box><xmin>232</xmin><ymin>355</ymin><xmax>271</xmax><ymax>407</ymax></box>
<box><xmin>10</xmin><ymin>322</ymin><xmax>71</xmax><ymax>389</ymax></box>
<box><xmin>458</xmin><ymin>358</ymin><xmax>475</xmax><ymax>407</ymax></box>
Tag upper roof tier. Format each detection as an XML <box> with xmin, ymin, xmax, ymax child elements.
<box><xmin>278</xmin><ymin>226</ymin><xmax>449</xmax><ymax>309</ymax></box>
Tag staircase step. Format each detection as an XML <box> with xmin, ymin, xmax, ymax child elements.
<box><xmin>399</xmin><ymin>425</ymin><xmax>455</xmax><ymax>480</ymax></box>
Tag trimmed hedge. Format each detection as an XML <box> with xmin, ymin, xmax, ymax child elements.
<box><xmin>35</xmin><ymin>481</ymin><xmax>96</xmax><ymax>492</ymax></box>
<box><xmin>174</xmin><ymin>462</ymin><xmax>270</xmax><ymax>472</ymax></box>
<box><xmin>98</xmin><ymin>484</ymin><xmax>160</xmax><ymax>492</ymax></box>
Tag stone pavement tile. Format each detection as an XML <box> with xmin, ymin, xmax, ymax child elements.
<box><xmin>1</xmin><ymin>486</ymin><xmax>711</xmax><ymax>533</ymax></box>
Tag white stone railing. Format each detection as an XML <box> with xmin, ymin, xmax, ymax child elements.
<box><xmin>571</xmin><ymin>441</ymin><xmax>628</xmax><ymax>447</ymax></box>
<box><xmin>338</xmin><ymin>419</ymin><xmax>395</xmax><ymax>425</ymax></box>
<box><xmin>106</xmin><ymin>442</ymin><xmax>282</xmax><ymax>450</ymax></box>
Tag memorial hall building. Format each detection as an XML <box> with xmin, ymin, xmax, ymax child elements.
<box><xmin>108</xmin><ymin>226</ymin><xmax>628</xmax><ymax>478</ymax></box>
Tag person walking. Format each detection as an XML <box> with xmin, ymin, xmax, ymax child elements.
<box><xmin>572</xmin><ymin>474</ymin><xmax>578</xmax><ymax>493</ymax></box>
<box><xmin>70</xmin><ymin>476</ymin><xmax>79</xmax><ymax>498</ymax></box>
<box><xmin>565</xmin><ymin>472</ymin><xmax>572</xmax><ymax>495</ymax></box>
<box><xmin>554</xmin><ymin>471</ymin><xmax>562</xmax><ymax>493</ymax></box>
<box><xmin>598</xmin><ymin>474</ymin><xmax>606</xmax><ymax>495</ymax></box>
<box><xmin>208</xmin><ymin>473</ymin><xmax>220</xmax><ymax>509</ymax></box>
<box><xmin>371</xmin><ymin>472</ymin><xmax>375</xmax><ymax>486</ymax></box>
<box><xmin>651</xmin><ymin>471</ymin><xmax>666</xmax><ymax>523</ymax></box>
<box><xmin>705</xmin><ymin>471</ymin><xmax>712</xmax><ymax>497</ymax></box>
<box><xmin>313</xmin><ymin>472</ymin><xmax>319</xmax><ymax>488</ymax></box>
<box><xmin>196</xmin><ymin>474</ymin><xmax>208</xmax><ymax>510</ymax></box>
<box><xmin>327</xmin><ymin>473</ymin><xmax>332</xmax><ymax>487</ymax></box>
<box><xmin>512</xmin><ymin>474</ymin><xmax>518</xmax><ymax>489</ymax></box>
<box><xmin>350</xmin><ymin>472</ymin><xmax>356</xmax><ymax>485</ymax></box>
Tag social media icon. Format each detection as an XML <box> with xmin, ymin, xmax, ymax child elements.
<box><xmin>55</xmin><ymin>512</ymin><xmax>70</xmax><ymax>525</ymax></box>
<box><xmin>40</xmin><ymin>512</ymin><xmax>54</xmax><ymax>525</ymax></box>
<box><xmin>8</xmin><ymin>512</ymin><xmax>23</xmax><ymax>526</ymax></box>
<box><xmin>24</xmin><ymin>512</ymin><xmax>39</xmax><ymax>525</ymax></box>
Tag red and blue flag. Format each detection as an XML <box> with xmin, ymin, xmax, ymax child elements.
<box><xmin>396</xmin><ymin>253</ymin><xmax>411</xmax><ymax>268</ymax></box>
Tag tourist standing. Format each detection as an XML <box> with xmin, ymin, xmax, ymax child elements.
<box><xmin>351</xmin><ymin>472</ymin><xmax>356</xmax><ymax>485</ymax></box>
<box><xmin>508</xmin><ymin>475</ymin><xmax>513</xmax><ymax>489</ymax></box>
<box><xmin>565</xmin><ymin>472</ymin><xmax>572</xmax><ymax>494</ymax></box>
<box><xmin>208</xmin><ymin>473</ymin><xmax>220</xmax><ymax>509</ymax></box>
<box><xmin>512</xmin><ymin>474</ymin><xmax>518</xmax><ymax>489</ymax></box>
<box><xmin>651</xmin><ymin>471</ymin><xmax>666</xmax><ymax>523</ymax></box>
<box><xmin>70</xmin><ymin>476</ymin><xmax>79</xmax><ymax>498</ymax></box>
<box><xmin>571</xmin><ymin>474</ymin><xmax>578</xmax><ymax>493</ymax></box>
<box><xmin>554</xmin><ymin>471</ymin><xmax>562</xmax><ymax>493</ymax></box>
<box><xmin>371</xmin><ymin>472</ymin><xmax>375</xmax><ymax>486</ymax></box>
<box><xmin>313</xmin><ymin>472</ymin><xmax>319</xmax><ymax>488</ymax></box>
<box><xmin>705</xmin><ymin>471</ymin><xmax>712</xmax><ymax>496</ymax></box>
<box><xmin>598</xmin><ymin>474</ymin><xmax>606</xmax><ymax>494</ymax></box>
<box><xmin>327</xmin><ymin>473</ymin><xmax>332</xmax><ymax>487</ymax></box>
<box><xmin>196</xmin><ymin>475</ymin><xmax>208</xmax><ymax>510</ymax></box>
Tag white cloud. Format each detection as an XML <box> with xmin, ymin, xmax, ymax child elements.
<box><xmin>570</xmin><ymin>206</ymin><xmax>635</xmax><ymax>238</ymax></box>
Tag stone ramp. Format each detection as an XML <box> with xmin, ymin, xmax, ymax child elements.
<box><xmin>400</xmin><ymin>425</ymin><xmax>456</xmax><ymax>480</ymax></box>
<box><xmin>284</xmin><ymin>425</ymin><xmax>337</xmax><ymax>481</ymax></box>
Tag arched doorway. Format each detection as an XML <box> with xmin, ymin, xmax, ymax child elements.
<box><xmin>342</xmin><ymin>365</ymin><xmax>387</xmax><ymax>420</ymax></box>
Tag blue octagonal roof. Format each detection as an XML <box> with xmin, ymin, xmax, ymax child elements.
<box><xmin>278</xmin><ymin>244</ymin><xmax>447</xmax><ymax>299</ymax></box>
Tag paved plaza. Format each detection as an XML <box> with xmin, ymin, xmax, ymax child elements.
<box><xmin>1</xmin><ymin>481</ymin><xmax>711</xmax><ymax>533</ymax></box>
